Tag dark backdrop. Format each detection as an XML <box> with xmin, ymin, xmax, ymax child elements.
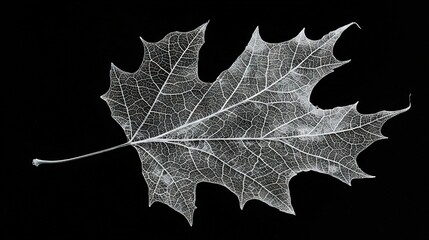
<box><xmin>4</xmin><ymin>1</ymin><xmax>427</xmax><ymax>239</ymax></box>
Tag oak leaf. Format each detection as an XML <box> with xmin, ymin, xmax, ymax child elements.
<box><xmin>34</xmin><ymin>22</ymin><xmax>409</xmax><ymax>226</ymax></box>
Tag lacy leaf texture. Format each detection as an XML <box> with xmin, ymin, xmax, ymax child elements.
<box><xmin>100</xmin><ymin>22</ymin><xmax>408</xmax><ymax>225</ymax></box>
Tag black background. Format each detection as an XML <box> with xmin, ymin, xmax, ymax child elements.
<box><xmin>4</xmin><ymin>1</ymin><xmax>427</xmax><ymax>239</ymax></box>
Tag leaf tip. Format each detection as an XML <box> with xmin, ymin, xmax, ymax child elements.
<box><xmin>254</xmin><ymin>25</ymin><xmax>260</xmax><ymax>32</ymax></box>
<box><xmin>380</xmin><ymin>135</ymin><xmax>389</xmax><ymax>140</ymax></box>
<box><xmin>187</xmin><ymin>217</ymin><xmax>194</xmax><ymax>227</ymax></box>
<box><xmin>406</xmin><ymin>93</ymin><xmax>412</xmax><ymax>110</ymax></box>
<box><xmin>388</xmin><ymin>96</ymin><xmax>411</xmax><ymax>117</ymax></box>
<box><xmin>239</xmin><ymin>200</ymin><xmax>247</xmax><ymax>210</ymax></box>
<box><xmin>298</xmin><ymin>27</ymin><xmax>306</xmax><ymax>38</ymax></box>
<box><xmin>360</xmin><ymin>172</ymin><xmax>376</xmax><ymax>179</ymax></box>
<box><xmin>139</xmin><ymin>36</ymin><xmax>147</xmax><ymax>45</ymax></box>
<box><xmin>333</xmin><ymin>22</ymin><xmax>360</xmax><ymax>38</ymax></box>
<box><xmin>366</xmin><ymin>174</ymin><xmax>376</xmax><ymax>179</ymax></box>
<box><xmin>196</xmin><ymin>21</ymin><xmax>209</xmax><ymax>35</ymax></box>
<box><xmin>148</xmin><ymin>195</ymin><xmax>156</xmax><ymax>207</ymax></box>
<box><xmin>251</xmin><ymin>26</ymin><xmax>262</xmax><ymax>40</ymax></box>
<box><xmin>110</xmin><ymin>62</ymin><xmax>119</xmax><ymax>73</ymax></box>
<box><xmin>202</xmin><ymin>20</ymin><xmax>210</xmax><ymax>28</ymax></box>
<box><xmin>110</xmin><ymin>62</ymin><xmax>128</xmax><ymax>76</ymax></box>
<box><xmin>349</xmin><ymin>172</ymin><xmax>376</xmax><ymax>185</ymax></box>
<box><xmin>348</xmin><ymin>22</ymin><xmax>361</xmax><ymax>30</ymax></box>
<box><xmin>345</xmin><ymin>22</ymin><xmax>360</xmax><ymax>30</ymax></box>
<box><xmin>341</xmin><ymin>59</ymin><xmax>352</xmax><ymax>66</ymax></box>
<box><xmin>285</xmin><ymin>207</ymin><xmax>296</xmax><ymax>215</ymax></box>
<box><xmin>184</xmin><ymin>209</ymin><xmax>196</xmax><ymax>227</ymax></box>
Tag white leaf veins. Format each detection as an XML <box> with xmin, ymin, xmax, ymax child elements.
<box><xmin>100</xmin><ymin>22</ymin><xmax>409</xmax><ymax>225</ymax></box>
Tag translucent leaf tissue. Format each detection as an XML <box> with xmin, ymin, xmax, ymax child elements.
<box><xmin>34</xmin><ymin>22</ymin><xmax>409</xmax><ymax>226</ymax></box>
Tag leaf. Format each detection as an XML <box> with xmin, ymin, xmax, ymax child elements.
<box><xmin>36</xmin><ymin>22</ymin><xmax>410</xmax><ymax>226</ymax></box>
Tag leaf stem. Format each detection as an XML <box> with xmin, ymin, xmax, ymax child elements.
<box><xmin>32</xmin><ymin>142</ymin><xmax>131</xmax><ymax>167</ymax></box>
